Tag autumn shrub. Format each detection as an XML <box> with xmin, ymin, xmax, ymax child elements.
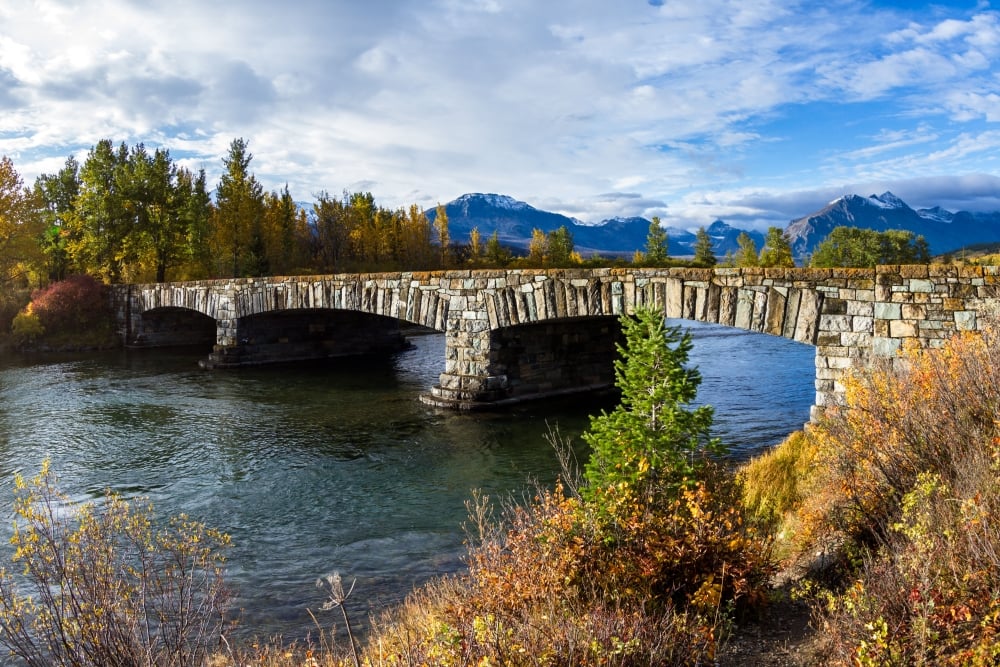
<box><xmin>25</xmin><ymin>274</ymin><xmax>114</xmax><ymax>344</ymax></box>
<box><xmin>361</xmin><ymin>475</ymin><xmax>769</xmax><ymax>666</ymax></box>
<box><xmin>803</xmin><ymin>327</ymin><xmax>1000</xmax><ymax>545</ymax></box>
<box><xmin>0</xmin><ymin>462</ymin><xmax>233</xmax><ymax>667</ymax></box>
<box><xmin>10</xmin><ymin>303</ymin><xmax>45</xmax><ymax>345</ymax></box>
<box><xmin>0</xmin><ymin>285</ymin><xmax>31</xmax><ymax>334</ymax></box>
<box><xmin>791</xmin><ymin>325</ymin><xmax>1000</xmax><ymax>665</ymax></box>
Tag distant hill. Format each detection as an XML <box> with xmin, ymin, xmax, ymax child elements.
<box><xmin>425</xmin><ymin>191</ymin><xmax>1000</xmax><ymax>262</ymax></box>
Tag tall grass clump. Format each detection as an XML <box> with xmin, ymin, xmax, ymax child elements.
<box><xmin>776</xmin><ymin>325</ymin><xmax>1000</xmax><ymax>665</ymax></box>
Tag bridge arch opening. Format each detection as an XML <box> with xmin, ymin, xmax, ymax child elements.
<box><xmin>203</xmin><ymin>308</ymin><xmax>413</xmax><ymax>368</ymax></box>
<box><xmin>487</xmin><ymin>315</ymin><xmax>624</xmax><ymax>401</ymax></box>
<box><xmin>668</xmin><ymin>319</ymin><xmax>815</xmax><ymax>455</ymax></box>
<box><xmin>130</xmin><ymin>307</ymin><xmax>216</xmax><ymax>349</ymax></box>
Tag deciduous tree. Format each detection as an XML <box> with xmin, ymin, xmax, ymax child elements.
<box><xmin>0</xmin><ymin>156</ymin><xmax>44</xmax><ymax>287</ymax></box>
<box><xmin>758</xmin><ymin>226</ymin><xmax>795</xmax><ymax>268</ymax></box>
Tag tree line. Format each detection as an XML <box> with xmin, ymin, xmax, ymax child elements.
<box><xmin>1</xmin><ymin>137</ymin><xmax>935</xmax><ymax>296</ymax></box>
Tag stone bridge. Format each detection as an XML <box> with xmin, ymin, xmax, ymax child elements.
<box><xmin>111</xmin><ymin>266</ymin><xmax>1000</xmax><ymax>418</ymax></box>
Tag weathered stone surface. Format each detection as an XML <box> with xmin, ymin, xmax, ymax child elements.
<box><xmin>112</xmin><ymin>265</ymin><xmax>1000</xmax><ymax>416</ymax></box>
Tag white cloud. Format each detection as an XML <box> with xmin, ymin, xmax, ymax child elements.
<box><xmin>0</xmin><ymin>0</ymin><xmax>997</xmax><ymax>229</ymax></box>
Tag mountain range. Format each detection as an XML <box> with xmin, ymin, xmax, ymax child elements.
<box><xmin>426</xmin><ymin>192</ymin><xmax>1000</xmax><ymax>261</ymax></box>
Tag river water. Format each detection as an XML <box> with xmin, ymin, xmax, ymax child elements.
<box><xmin>0</xmin><ymin>321</ymin><xmax>814</xmax><ymax>641</ymax></box>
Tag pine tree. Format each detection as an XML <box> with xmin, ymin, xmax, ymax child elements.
<box><xmin>582</xmin><ymin>308</ymin><xmax>723</xmax><ymax>504</ymax></box>
<box><xmin>213</xmin><ymin>138</ymin><xmax>264</xmax><ymax>277</ymax></box>
<box><xmin>644</xmin><ymin>216</ymin><xmax>669</xmax><ymax>264</ymax></box>
<box><xmin>693</xmin><ymin>227</ymin><xmax>716</xmax><ymax>267</ymax></box>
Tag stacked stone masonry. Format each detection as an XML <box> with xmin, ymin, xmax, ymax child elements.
<box><xmin>111</xmin><ymin>266</ymin><xmax>1000</xmax><ymax>417</ymax></box>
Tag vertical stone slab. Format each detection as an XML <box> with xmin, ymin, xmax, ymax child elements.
<box><xmin>764</xmin><ymin>287</ymin><xmax>787</xmax><ymax>336</ymax></box>
<box><xmin>782</xmin><ymin>288</ymin><xmax>801</xmax><ymax>340</ymax></box>
<box><xmin>718</xmin><ymin>286</ymin><xmax>737</xmax><ymax>327</ymax></box>
<box><xmin>664</xmin><ymin>278</ymin><xmax>683</xmax><ymax>318</ymax></box>
<box><xmin>794</xmin><ymin>289</ymin><xmax>821</xmax><ymax>344</ymax></box>
<box><xmin>734</xmin><ymin>288</ymin><xmax>754</xmax><ymax>330</ymax></box>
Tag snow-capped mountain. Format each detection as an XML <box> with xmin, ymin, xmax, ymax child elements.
<box><xmin>428</xmin><ymin>192</ymin><xmax>1000</xmax><ymax>261</ymax></box>
<box><xmin>786</xmin><ymin>191</ymin><xmax>1000</xmax><ymax>261</ymax></box>
<box><xmin>428</xmin><ymin>193</ymin><xmax>740</xmax><ymax>257</ymax></box>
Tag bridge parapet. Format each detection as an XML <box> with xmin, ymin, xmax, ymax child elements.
<box><xmin>111</xmin><ymin>265</ymin><xmax>1000</xmax><ymax>418</ymax></box>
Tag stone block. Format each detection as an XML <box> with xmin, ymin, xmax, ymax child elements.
<box><xmin>872</xmin><ymin>337</ymin><xmax>901</xmax><ymax>357</ymax></box>
<box><xmin>955</xmin><ymin>311</ymin><xmax>977</xmax><ymax>330</ymax></box>
<box><xmin>820</xmin><ymin>314</ymin><xmax>852</xmax><ymax>332</ymax></box>
<box><xmin>889</xmin><ymin>320</ymin><xmax>917</xmax><ymax>338</ymax></box>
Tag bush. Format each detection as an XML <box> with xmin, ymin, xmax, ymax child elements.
<box><xmin>12</xmin><ymin>275</ymin><xmax>116</xmax><ymax>348</ymax></box>
<box><xmin>362</xmin><ymin>476</ymin><xmax>770</xmax><ymax>666</ymax></box>
<box><xmin>10</xmin><ymin>303</ymin><xmax>44</xmax><ymax>345</ymax></box>
<box><xmin>790</xmin><ymin>325</ymin><xmax>1000</xmax><ymax>665</ymax></box>
<box><xmin>0</xmin><ymin>462</ymin><xmax>233</xmax><ymax>667</ymax></box>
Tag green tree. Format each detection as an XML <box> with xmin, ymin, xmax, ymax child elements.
<box><xmin>644</xmin><ymin>216</ymin><xmax>669</xmax><ymax>264</ymax></box>
<box><xmin>33</xmin><ymin>156</ymin><xmax>80</xmax><ymax>281</ymax></box>
<box><xmin>758</xmin><ymin>226</ymin><xmax>795</xmax><ymax>268</ymax></box>
<box><xmin>582</xmin><ymin>307</ymin><xmax>724</xmax><ymax>504</ymax></box>
<box><xmin>810</xmin><ymin>226</ymin><xmax>930</xmax><ymax>268</ymax></box>
<box><xmin>174</xmin><ymin>166</ymin><xmax>213</xmax><ymax>279</ymax></box>
<box><xmin>213</xmin><ymin>138</ymin><xmax>265</xmax><ymax>277</ymax></box>
<box><xmin>692</xmin><ymin>227</ymin><xmax>716</xmax><ymax>267</ymax></box>
<box><xmin>70</xmin><ymin>140</ymin><xmax>133</xmax><ymax>282</ymax></box>
<box><xmin>484</xmin><ymin>230</ymin><xmax>512</xmax><ymax>267</ymax></box>
<box><xmin>547</xmin><ymin>225</ymin><xmax>575</xmax><ymax>266</ymax></box>
<box><xmin>734</xmin><ymin>232</ymin><xmax>759</xmax><ymax>267</ymax></box>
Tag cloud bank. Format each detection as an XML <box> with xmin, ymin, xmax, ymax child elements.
<box><xmin>0</xmin><ymin>0</ymin><xmax>998</xmax><ymax>229</ymax></box>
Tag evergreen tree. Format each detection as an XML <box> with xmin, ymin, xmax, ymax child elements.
<box><xmin>485</xmin><ymin>230</ymin><xmax>512</xmax><ymax>267</ymax></box>
<box><xmin>582</xmin><ymin>307</ymin><xmax>723</xmax><ymax>504</ymax></box>
<box><xmin>644</xmin><ymin>216</ymin><xmax>669</xmax><ymax>264</ymax></box>
<box><xmin>758</xmin><ymin>226</ymin><xmax>795</xmax><ymax>268</ymax></box>
<box><xmin>547</xmin><ymin>225</ymin><xmax>575</xmax><ymax>266</ymax></box>
<box><xmin>213</xmin><ymin>138</ymin><xmax>264</xmax><ymax>277</ymax></box>
<box><xmin>692</xmin><ymin>227</ymin><xmax>716</xmax><ymax>267</ymax></box>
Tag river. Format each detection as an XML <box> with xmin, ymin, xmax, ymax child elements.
<box><xmin>0</xmin><ymin>321</ymin><xmax>814</xmax><ymax>641</ymax></box>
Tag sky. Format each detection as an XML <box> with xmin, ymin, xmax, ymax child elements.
<box><xmin>2</xmin><ymin>0</ymin><xmax>1000</xmax><ymax>231</ymax></box>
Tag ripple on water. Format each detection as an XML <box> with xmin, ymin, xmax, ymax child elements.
<box><xmin>0</xmin><ymin>326</ymin><xmax>815</xmax><ymax>641</ymax></box>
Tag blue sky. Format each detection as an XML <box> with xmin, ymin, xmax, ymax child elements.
<box><xmin>1</xmin><ymin>0</ymin><xmax>999</xmax><ymax>230</ymax></box>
